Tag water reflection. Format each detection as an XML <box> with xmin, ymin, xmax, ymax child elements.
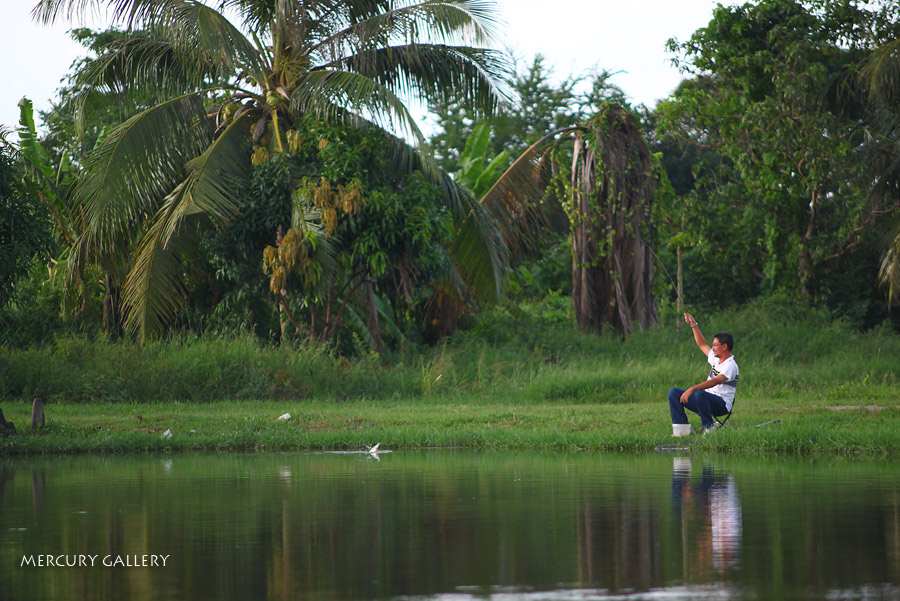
<box><xmin>2</xmin><ymin>452</ymin><xmax>900</xmax><ymax>601</ymax></box>
<box><xmin>671</xmin><ymin>457</ymin><xmax>742</xmax><ymax>576</ymax></box>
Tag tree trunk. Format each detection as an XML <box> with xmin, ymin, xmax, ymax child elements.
<box><xmin>798</xmin><ymin>189</ymin><xmax>817</xmax><ymax>296</ymax></box>
<box><xmin>569</xmin><ymin>103</ymin><xmax>658</xmax><ymax>337</ymax></box>
<box><xmin>274</xmin><ymin>226</ymin><xmax>290</xmax><ymax>342</ymax></box>
<box><xmin>364</xmin><ymin>277</ymin><xmax>384</xmax><ymax>353</ymax></box>
<box><xmin>102</xmin><ymin>282</ymin><xmax>122</xmax><ymax>337</ymax></box>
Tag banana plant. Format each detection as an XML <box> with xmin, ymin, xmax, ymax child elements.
<box><xmin>16</xmin><ymin>98</ymin><xmax>77</xmax><ymax>248</ymax></box>
<box><xmin>453</xmin><ymin>123</ymin><xmax>509</xmax><ymax>198</ymax></box>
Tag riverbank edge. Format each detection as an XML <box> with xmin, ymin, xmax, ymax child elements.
<box><xmin>1</xmin><ymin>399</ymin><xmax>897</xmax><ymax>456</ymax></box>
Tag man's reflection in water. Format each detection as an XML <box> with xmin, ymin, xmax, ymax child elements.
<box><xmin>671</xmin><ymin>457</ymin><xmax>742</xmax><ymax>579</ymax></box>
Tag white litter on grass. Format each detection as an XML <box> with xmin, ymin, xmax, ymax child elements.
<box><xmin>275</xmin><ymin>413</ymin><xmax>291</xmax><ymax>422</ymax></box>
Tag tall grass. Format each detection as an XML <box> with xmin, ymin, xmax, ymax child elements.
<box><xmin>2</xmin><ymin>296</ymin><xmax>900</xmax><ymax>455</ymax></box>
<box><xmin>1</xmin><ymin>296</ymin><xmax>898</xmax><ymax>410</ymax></box>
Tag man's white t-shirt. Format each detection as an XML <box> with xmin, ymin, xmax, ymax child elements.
<box><xmin>707</xmin><ymin>350</ymin><xmax>739</xmax><ymax>411</ymax></box>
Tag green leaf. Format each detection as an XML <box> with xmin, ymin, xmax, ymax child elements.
<box><xmin>76</xmin><ymin>92</ymin><xmax>216</xmax><ymax>254</ymax></box>
<box><xmin>121</xmin><ymin>112</ymin><xmax>253</xmax><ymax>340</ymax></box>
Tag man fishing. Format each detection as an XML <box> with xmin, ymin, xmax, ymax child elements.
<box><xmin>669</xmin><ymin>313</ymin><xmax>739</xmax><ymax>436</ymax></box>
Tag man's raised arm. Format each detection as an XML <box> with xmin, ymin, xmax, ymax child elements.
<box><xmin>684</xmin><ymin>312</ymin><xmax>711</xmax><ymax>355</ymax></box>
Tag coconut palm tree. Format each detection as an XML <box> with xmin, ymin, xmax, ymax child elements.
<box><xmin>33</xmin><ymin>0</ymin><xmax>510</xmax><ymax>340</ymax></box>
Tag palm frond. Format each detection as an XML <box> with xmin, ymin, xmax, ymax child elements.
<box><xmin>69</xmin><ymin>36</ymin><xmax>234</xmax><ymax>138</ymax></box>
<box><xmin>121</xmin><ymin>113</ymin><xmax>253</xmax><ymax>339</ymax></box>
<box><xmin>290</xmin><ymin>69</ymin><xmax>427</xmax><ymax>146</ymax></box>
<box><xmin>447</xmin><ymin>186</ymin><xmax>507</xmax><ymax>303</ymax></box>
<box><xmin>70</xmin><ymin>6</ymin><xmax>265</xmax><ymax>99</ymax></box>
<box><xmin>160</xmin><ymin>110</ymin><xmax>254</xmax><ymax>242</ymax></box>
<box><xmin>0</xmin><ymin>125</ymin><xmax>14</xmax><ymax>147</ymax></box>
<box><xmin>76</xmin><ymin>91</ymin><xmax>215</xmax><ymax>254</ymax></box>
<box><xmin>121</xmin><ymin>182</ymin><xmax>200</xmax><ymax>341</ymax></box>
<box><xmin>164</xmin><ymin>2</ymin><xmax>268</xmax><ymax>81</ymax></box>
<box><xmin>309</xmin><ymin>0</ymin><xmax>502</xmax><ymax>57</ymax></box>
<box><xmin>868</xmin><ymin>106</ymin><xmax>900</xmax><ymax>139</ymax></box>
<box><xmin>33</xmin><ymin>0</ymin><xmax>186</xmax><ymax>28</ymax></box>
<box><xmin>307</xmin><ymin>233</ymin><xmax>341</xmax><ymax>300</ymax></box>
<box><xmin>879</xmin><ymin>227</ymin><xmax>900</xmax><ymax>307</ymax></box>
<box><xmin>415</xmin><ymin>167</ymin><xmax>508</xmax><ymax>304</ymax></box>
<box><xmin>411</xmin><ymin>0</ymin><xmax>505</xmax><ymax>44</ymax></box>
<box><xmin>326</xmin><ymin>43</ymin><xmax>511</xmax><ymax>115</ymax></box>
<box><xmin>861</xmin><ymin>38</ymin><xmax>900</xmax><ymax>106</ymax></box>
<box><xmin>481</xmin><ymin>126</ymin><xmax>582</xmax><ymax>256</ymax></box>
<box><xmin>75</xmin><ymin>35</ymin><xmax>208</xmax><ymax>94</ymax></box>
<box><xmin>304</xmin><ymin>1</ymin><xmax>511</xmax><ymax>116</ymax></box>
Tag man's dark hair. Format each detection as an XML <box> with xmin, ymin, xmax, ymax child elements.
<box><xmin>714</xmin><ymin>332</ymin><xmax>734</xmax><ymax>351</ymax></box>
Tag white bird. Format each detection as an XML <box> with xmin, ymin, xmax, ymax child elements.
<box><xmin>367</xmin><ymin>443</ymin><xmax>380</xmax><ymax>455</ymax></box>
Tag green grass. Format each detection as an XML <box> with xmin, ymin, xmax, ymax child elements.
<box><xmin>1</xmin><ymin>296</ymin><xmax>898</xmax><ymax>455</ymax></box>
<box><xmin>1</xmin><ymin>397</ymin><xmax>897</xmax><ymax>455</ymax></box>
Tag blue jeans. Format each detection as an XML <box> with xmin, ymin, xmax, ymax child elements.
<box><xmin>668</xmin><ymin>387</ymin><xmax>729</xmax><ymax>429</ymax></box>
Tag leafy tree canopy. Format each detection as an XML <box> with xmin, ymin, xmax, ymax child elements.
<box><xmin>657</xmin><ymin>0</ymin><xmax>900</xmax><ymax>316</ymax></box>
<box><xmin>0</xmin><ymin>143</ymin><xmax>52</xmax><ymax>304</ymax></box>
<box><xmin>253</xmin><ymin>116</ymin><xmax>453</xmax><ymax>348</ymax></box>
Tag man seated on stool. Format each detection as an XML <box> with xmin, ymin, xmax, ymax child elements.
<box><xmin>669</xmin><ymin>313</ymin><xmax>739</xmax><ymax>436</ymax></box>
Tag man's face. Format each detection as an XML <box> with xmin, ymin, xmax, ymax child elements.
<box><xmin>711</xmin><ymin>338</ymin><xmax>726</xmax><ymax>359</ymax></box>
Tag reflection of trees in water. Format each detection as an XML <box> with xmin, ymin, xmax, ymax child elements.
<box><xmin>0</xmin><ymin>465</ymin><xmax>12</xmax><ymax>497</ymax></box>
<box><xmin>31</xmin><ymin>470</ymin><xmax>45</xmax><ymax>507</ymax></box>
<box><xmin>574</xmin><ymin>478</ymin><xmax>665</xmax><ymax>591</ymax></box>
<box><xmin>7</xmin><ymin>455</ymin><xmax>900</xmax><ymax>601</ymax></box>
<box><xmin>740</xmin><ymin>467</ymin><xmax>900</xmax><ymax>599</ymax></box>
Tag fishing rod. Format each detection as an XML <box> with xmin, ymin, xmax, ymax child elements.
<box><xmin>635</xmin><ymin>234</ymin><xmax>687</xmax><ymax>312</ymax></box>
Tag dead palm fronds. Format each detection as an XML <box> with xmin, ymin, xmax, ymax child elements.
<box><xmin>483</xmin><ymin>102</ymin><xmax>658</xmax><ymax>336</ymax></box>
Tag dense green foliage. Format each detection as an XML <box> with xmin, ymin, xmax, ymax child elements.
<box><xmin>6</xmin><ymin>0</ymin><xmax>900</xmax><ymax>355</ymax></box>
<box><xmin>202</xmin><ymin>117</ymin><xmax>453</xmax><ymax>348</ymax></box>
<box><xmin>655</xmin><ymin>0</ymin><xmax>900</xmax><ymax>323</ymax></box>
<box><xmin>0</xmin><ymin>151</ymin><xmax>51</xmax><ymax>303</ymax></box>
<box><xmin>7</xmin><ymin>1</ymin><xmax>900</xmax><ymax>463</ymax></box>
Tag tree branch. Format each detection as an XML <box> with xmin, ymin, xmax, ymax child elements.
<box><xmin>824</xmin><ymin>208</ymin><xmax>896</xmax><ymax>261</ymax></box>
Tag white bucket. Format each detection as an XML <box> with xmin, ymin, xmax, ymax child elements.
<box><xmin>672</xmin><ymin>423</ymin><xmax>693</xmax><ymax>437</ymax></box>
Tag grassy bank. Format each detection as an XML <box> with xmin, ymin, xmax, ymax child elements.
<box><xmin>1</xmin><ymin>297</ymin><xmax>899</xmax><ymax>455</ymax></box>
<box><xmin>1</xmin><ymin>398</ymin><xmax>899</xmax><ymax>455</ymax></box>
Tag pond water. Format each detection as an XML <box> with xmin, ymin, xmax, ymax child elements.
<box><xmin>1</xmin><ymin>450</ymin><xmax>899</xmax><ymax>601</ymax></box>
